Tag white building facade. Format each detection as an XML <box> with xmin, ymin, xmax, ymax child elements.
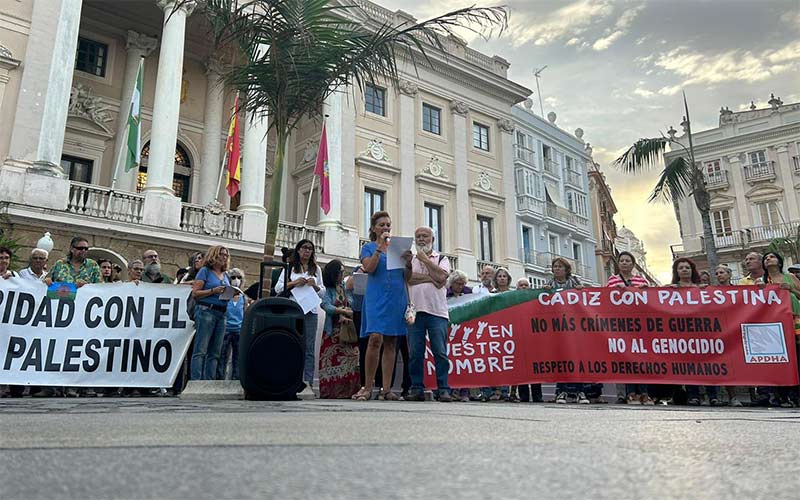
<box><xmin>668</xmin><ymin>95</ymin><xmax>800</xmax><ymax>279</ymax></box>
<box><xmin>0</xmin><ymin>0</ymin><xmax>531</xmax><ymax>280</ymax></box>
<box><xmin>511</xmin><ymin>105</ymin><xmax>599</xmax><ymax>287</ymax></box>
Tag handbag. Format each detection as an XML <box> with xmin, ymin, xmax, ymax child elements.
<box><xmin>339</xmin><ymin>319</ymin><xmax>358</xmax><ymax>344</ymax></box>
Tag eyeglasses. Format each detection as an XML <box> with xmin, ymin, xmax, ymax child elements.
<box><xmin>73</xmin><ymin>246</ymin><xmax>89</xmax><ymax>251</ymax></box>
<box><xmin>230</xmin><ymin>275</ymin><xmax>242</xmax><ymax>279</ymax></box>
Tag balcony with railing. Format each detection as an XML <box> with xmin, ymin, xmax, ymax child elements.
<box><xmin>514</xmin><ymin>145</ymin><xmax>535</xmax><ymax>166</ymax></box>
<box><xmin>476</xmin><ymin>260</ymin><xmax>502</xmax><ymax>277</ymax></box>
<box><xmin>565</xmin><ymin>170</ymin><xmax>583</xmax><ymax>189</ymax></box>
<box><xmin>516</xmin><ymin>194</ymin><xmax>545</xmax><ymax>216</ymax></box>
<box><xmin>542</xmin><ymin>158</ymin><xmax>560</xmax><ymax>177</ymax></box>
<box><xmin>277</xmin><ymin>221</ymin><xmax>325</xmax><ymax>253</ymax></box>
<box><xmin>535</xmin><ymin>251</ymin><xmax>589</xmax><ymax>278</ymax></box>
<box><xmin>746</xmin><ymin>222</ymin><xmax>799</xmax><ymax>244</ymax></box>
<box><xmin>704</xmin><ymin>170</ymin><xmax>729</xmax><ymax>190</ymax></box>
<box><xmin>743</xmin><ymin>161</ymin><xmax>776</xmax><ymax>183</ymax></box>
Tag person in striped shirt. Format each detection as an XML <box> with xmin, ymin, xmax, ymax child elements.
<box><xmin>606</xmin><ymin>251</ymin><xmax>649</xmax><ymax>288</ymax></box>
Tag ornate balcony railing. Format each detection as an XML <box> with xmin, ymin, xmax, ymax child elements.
<box><xmin>68</xmin><ymin>182</ymin><xmax>144</xmax><ymax>224</ymax></box>
<box><xmin>476</xmin><ymin>260</ymin><xmax>502</xmax><ymax>277</ymax></box>
<box><xmin>179</xmin><ymin>203</ymin><xmax>243</xmax><ymax>240</ymax></box>
<box><xmin>517</xmin><ymin>194</ymin><xmax>545</xmax><ymax>215</ymax></box>
<box><xmin>743</xmin><ymin>161</ymin><xmax>776</xmax><ymax>182</ymax></box>
<box><xmin>705</xmin><ymin>170</ymin><xmax>729</xmax><ymax>189</ymax></box>
<box><xmin>565</xmin><ymin>170</ymin><xmax>583</xmax><ymax>189</ymax></box>
<box><xmin>277</xmin><ymin>221</ymin><xmax>325</xmax><ymax>253</ymax></box>
<box><xmin>542</xmin><ymin>159</ymin><xmax>560</xmax><ymax>176</ymax></box>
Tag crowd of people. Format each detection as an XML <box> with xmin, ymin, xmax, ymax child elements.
<box><xmin>1</xmin><ymin>218</ymin><xmax>799</xmax><ymax>407</ymax></box>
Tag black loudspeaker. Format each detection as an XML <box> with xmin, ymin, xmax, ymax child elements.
<box><xmin>239</xmin><ymin>297</ymin><xmax>306</xmax><ymax>400</ymax></box>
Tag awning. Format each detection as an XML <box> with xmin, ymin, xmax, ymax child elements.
<box><xmin>544</xmin><ymin>183</ymin><xmax>566</xmax><ymax>209</ymax></box>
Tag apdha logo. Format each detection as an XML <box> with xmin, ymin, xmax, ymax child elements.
<box><xmin>741</xmin><ymin>323</ymin><xmax>789</xmax><ymax>364</ymax></box>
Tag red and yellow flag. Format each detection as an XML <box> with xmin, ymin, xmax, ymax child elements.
<box><xmin>225</xmin><ymin>95</ymin><xmax>241</xmax><ymax>197</ymax></box>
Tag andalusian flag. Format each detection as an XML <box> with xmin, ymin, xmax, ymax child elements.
<box><xmin>225</xmin><ymin>94</ymin><xmax>242</xmax><ymax>197</ymax></box>
<box><xmin>125</xmin><ymin>58</ymin><xmax>144</xmax><ymax>172</ymax></box>
<box><xmin>314</xmin><ymin>123</ymin><xmax>330</xmax><ymax>214</ymax></box>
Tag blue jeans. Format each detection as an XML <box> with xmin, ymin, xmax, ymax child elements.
<box><xmin>407</xmin><ymin>312</ymin><xmax>450</xmax><ymax>395</ymax></box>
<box><xmin>303</xmin><ymin>312</ymin><xmax>318</xmax><ymax>384</ymax></box>
<box><xmin>216</xmin><ymin>330</ymin><xmax>240</xmax><ymax>380</ymax></box>
<box><xmin>687</xmin><ymin>385</ymin><xmax>719</xmax><ymax>401</ymax></box>
<box><xmin>191</xmin><ymin>306</ymin><xmax>226</xmax><ymax>380</ymax></box>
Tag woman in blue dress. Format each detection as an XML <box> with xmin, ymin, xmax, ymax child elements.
<box><xmin>352</xmin><ymin>211</ymin><xmax>408</xmax><ymax>401</ymax></box>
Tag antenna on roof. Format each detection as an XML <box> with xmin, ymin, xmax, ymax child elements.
<box><xmin>533</xmin><ymin>65</ymin><xmax>548</xmax><ymax>117</ymax></box>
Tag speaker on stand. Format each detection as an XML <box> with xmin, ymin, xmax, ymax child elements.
<box><xmin>239</xmin><ymin>261</ymin><xmax>306</xmax><ymax>400</ymax></box>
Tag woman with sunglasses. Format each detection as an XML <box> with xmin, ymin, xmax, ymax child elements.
<box><xmin>275</xmin><ymin>239</ymin><xmax>325</xmax><ymax>398</ymax></box>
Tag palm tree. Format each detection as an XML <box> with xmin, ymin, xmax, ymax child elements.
<box><xmin>181</xmin><ymin>0</ymin><xmax>506</xmax><ymax>284</ymax></box>
<box><xmin>613</xmin><ymin>93</ymin><xmax>719</xmax><ymax>277</ymax></box>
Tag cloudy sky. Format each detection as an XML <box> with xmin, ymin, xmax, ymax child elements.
<box><xmin>379</xmin><ymin>0</ymin><xmax>800</xmax><ymax>283</ymax></box>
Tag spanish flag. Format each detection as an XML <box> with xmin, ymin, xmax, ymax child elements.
<box><xmin>225</xmin><ymin>95</ymin><xmax>241</xmax><ymax>197</ymax></box>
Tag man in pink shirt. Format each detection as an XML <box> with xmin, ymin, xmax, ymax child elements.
<box><xmin>404</xmin><ymin>227</ymin><xmax>452</xmax><ymax>402</ymax></box>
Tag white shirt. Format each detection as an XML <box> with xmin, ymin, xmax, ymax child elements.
<box><xmin>474</xmin><ymin>283</ymin><xmax>492</xmax><ymax>296</ymax></box>
<box><xmin>19</xmin><ymin>267</ymin><xmax>46</xmax><ymax>281</ymax></box>
<box><xmin>274</xmin><ymin>264</ymin><xmax>326</xmax><ymax>315</ymax></box>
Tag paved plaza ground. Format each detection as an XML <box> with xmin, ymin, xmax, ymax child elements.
<box><xmin>1</xmin><ymin>397</ymin><xmax>799</xmax><ymax>499</ymax></box>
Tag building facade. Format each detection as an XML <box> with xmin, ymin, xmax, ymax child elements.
<box><xmin>588</xmin><ymin>161</ymin><xmax>618</xmax><ymax>284</ymax></box>
<box><xmin>667</xmin><ymin>95</ymin><xmax>800</xmax><ymax>279</ymax></box>
<box><xmin>0</xmin><ymin>0</ymin><xmax>531</xmax><ymax>281</ymax></box>
<box><xmin>511</xmin><ymin>104</ymin><xmax>599</xmax><ymax>287</ymax></box>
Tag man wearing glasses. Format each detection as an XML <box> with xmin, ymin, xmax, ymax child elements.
<box><xmin>47</xmin><ymin>236</ymin><xmax>101</xmax><ymax>286</ymax></box>
<box><xmin>19</xmin><ymin>248</ymin><xmax>49</xmax><ymax>281</ymax></box>
<box><xmin>141</xmin><ymin>249</ymin><xmax>171</xmax><ymax>284</ymax></box>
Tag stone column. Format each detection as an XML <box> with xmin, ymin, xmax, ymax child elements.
<box><xmin>397</xmin><ymin>80</ymin><xmax>417</xmax><ymax>236</ymax></box>
<box><xmin>499</xmin><ymin>118</ymin><xmax>524</xmax><ymax>279</ymax></box>
<box><xmin>113</xmin><ymin>31</ymin><xmax>158</xmax><ymax>193</ymax></box>
<box><xmin>450</xmin><ymin>100</ymin><xmax>477</xmax><ymax>278</ymax></box>
<box><xmin>238</xmin><ymin>99</ymin><xmax>269</xmax><ymax>243</ymax></box>
<box><xmin>0</xmin><ymin>44</ymin><xmax>21</xmax><ymax>118</ymax></box>
<box><xmin>198</xmin><ymin>58</ymin><xmax>225</xmax><ymax>205</ymax></box>
<box><xmin>0</xmin><ymin>0</ymin><xmax>82</xmax><ymax>209</ymax></box>
<box><xmin>319</xmin><ymin>89</ymin><xmax>358</xmax><ymax>257</ymax></box>
<box><xmin>142</xmin><ymin>0</ymin><xmax>197</xmax><ymax>228</ymax></box>
<box><xmin>775</xmin><ymin>143</ymin><xmax>799</xmax><ymax>221</ymax></box>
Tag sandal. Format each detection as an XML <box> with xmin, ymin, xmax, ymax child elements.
<box><xmin>354</xmin><ymin>389</ymin><xmax>373</xmax><ymax>401</ymax></box>
<box><xmin>379</xmin><ymin>390</ymin><xmax>399</xmax><ymax>401</ymax></box>
<box><xmin>351</xmin><ymin>387</ymin><xmax>368</xmax><ymax>400</ymax></box>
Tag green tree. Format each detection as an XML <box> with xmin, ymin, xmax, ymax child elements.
<box><xmin>613</xmin><ymin>93</ymin><xmax>719</xmax><ymax>278</ymax></box>
<box><xmin>767</xmin><ymin>226</ymin><xmax>800</xmax><ymax>264</ymax></box>
<box><xmin>184</xmin><ymin>0</ymin><xmax>506</xmax><ymax>286</ymax></box>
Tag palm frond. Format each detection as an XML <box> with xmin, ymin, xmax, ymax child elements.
<box><xmin>612</xmin><ymin>137</ymin><xmax>669</xmax><ymax>174</ymax></box>
<box><xmin>648</xmin><ymin>156</ymin><xmax>694</xmax><ymax>203</ymax></box>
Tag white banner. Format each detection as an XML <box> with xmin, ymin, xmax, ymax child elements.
<box><xmin>0</xmin><ymin>279</ymin><xmax>194</xmax><ymax>387</ymax></box>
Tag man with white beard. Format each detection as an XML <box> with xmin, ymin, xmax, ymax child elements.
<box><xmin>403</xmin><ymin>226</ymin><xmax>452</xmax><ymax>402</ymax></box>
<box><xmin>141</xmin><ymin>249</ymin><xmax>171</xmax><ymax>284</ymax></box>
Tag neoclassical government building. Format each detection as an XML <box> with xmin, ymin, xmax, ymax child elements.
<box><xmin>0</xmin><ymin>0</ymin><xmax>600</xmax><ymax>285</ymax></box>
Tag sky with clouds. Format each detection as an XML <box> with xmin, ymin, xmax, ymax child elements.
<box><xmin>378</xmin><ymin>0</ymin><xmax>800</xmax><ymax>283</ymax></box>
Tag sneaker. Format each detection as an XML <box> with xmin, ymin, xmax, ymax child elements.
<box><xmin>709</xmin><ymin>398</ymin><xmax>720</xmax><ymax>407</ymax></box>
<box><xmin>297</xmin><ymin>382</ymin><xmax>315</xmax><ymax>400</ymax></box>
<box><xmin>438</xmin><ymin>391</ymin><xmax>452</xmax><ymax>403</ymax></box>
<box><xmin>687</xmin><ymin>398</ymin><xmax>701</xmax><ymax>406</ymax></box>
<box><xmin>729</xmin><ymin>397</ymin><xmax>743</xmax><ymax>407</ymax></box>
<box><xmin>627</xmin><ymin>393</ymin><xmax>641</xmax><ymax>405</ymax></box>
<box><xmin>576</xmin><ymin>392</ymin><xmax>590</xmax><ymax>404</ymax></box>
<box><xmin>556</xmin><ymin>392</ymin><xmax>568</xmax><ymax>404</ymax></box>
<box><xmin>65</xmin><ymin>388</ymin><xmax>80</xmax><ymax>398</ymax></box>
<box><xmin>640</xmin><ymin>395</ymin><xmax>655</xmax><ymax>406</ymax></box>
<box><xmin>406</xmin><ymin>391</ymin><xmax>425</xmax><ymax>402</ymax></box>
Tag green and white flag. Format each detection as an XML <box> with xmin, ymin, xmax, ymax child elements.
<box><xmin>125</xmin><ymin>58</ymin><xmax>144</xmax><ymax>172</ymax></box>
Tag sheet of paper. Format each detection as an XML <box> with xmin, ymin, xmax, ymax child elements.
<box><xmin>219</xmin><ymin>285</ymin><xmax>243</xmax><ymax>301</ymax></box>
<box><xmin>386</xmin><ymin>236</ymin><xmax>413</xmax><ymax>270</ymax></box>
<box><xmin>352</xmin><ymin>273</ymin><xmax>368</xmax><ymax>295</ymax></box>
<box><xmin>291</xmin><ymin>284</ymin><xmax>322</xmax><ymax>314</ymax></box>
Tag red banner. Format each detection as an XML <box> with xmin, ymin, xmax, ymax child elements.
<box><xmin>424</xmin><ymin>286</ymin><xmax>799</xmax><ymax>388</ymax></box>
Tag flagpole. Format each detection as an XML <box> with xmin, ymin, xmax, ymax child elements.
<box><xmin>301</xmin><ymin>115</ymin><xmax>329</xmax><ymax>240</ymax></box>
<box><xmin>214</xmin><ymin>147</ymin><xmax>231</xmax><ymax>204</ymax></box>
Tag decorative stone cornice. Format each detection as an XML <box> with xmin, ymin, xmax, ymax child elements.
<box><xmin>126</xmin><ymin>30</ymin><xmax>158</xmax><ymax>56</ymax></box>
<box><xmin>666</xmin><ymin>123</ymin><xmax>800</xmax><ymax>160</ymax></box>
<box><xmin>449</xmin><ymin>100</ymin><xmax>469</xmax><ymax>116</ymax></box>
<box><xmin>398</xmin><ymin>79</ymin><xmax>418</xmax><ymax>97</ymax></box>
<box><xmin>475</xmin><ymin>170</ymin><xmax>493</xmax><ymax>191</ymax></box>
<box><xmin>497</xmin><ymin>118</ymin><xmax>514</xmax><ymax>134</ymax></box>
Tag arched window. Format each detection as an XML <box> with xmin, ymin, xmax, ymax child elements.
<box><xmin>137</xmin><ymin>142</ymin><xmax>192</xmax><ymax>202</ymax></box>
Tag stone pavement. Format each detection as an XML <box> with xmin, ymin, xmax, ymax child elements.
<box><xmin>1</xmin><ymin>398</ymin><xmax>799</xmax><ymax>500</ymax></box>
